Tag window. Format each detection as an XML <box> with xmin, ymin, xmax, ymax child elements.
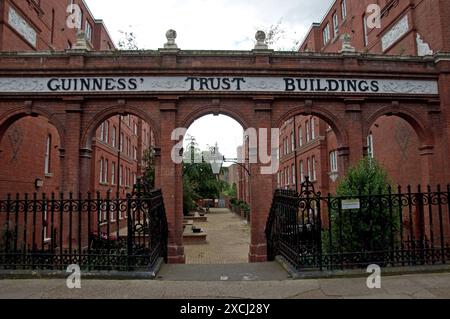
<box><xmin>291</xmin><ymin>132</ymin><xmax>295</xmax><ymax>152</ymax></box>
<box><xmin>85</xmin><ymin>21</ymin><xmax>92</xmax><ymax>42</ymax></box>
<box><xmin>307</xmin><ymin>158</ymin><xmax>312</xmax><ymax>179</ymax></box>
<box><xmin>44</xmin><ymin>135</ymin><xmax>51</xmax><ymax>174</ymax></box>
<box><xmin>99</xmin><ymin>158</ymin><xmax>104</xmax><ymax>183</ymax></box>
<box><xmin>292</xmin><ymin>165</ymin><xmax>296</xmax><ymax>185</ymax></box>
<box><xmin>312</xmin><ymin>156</ymin><xmax>317</xmax><ymax>181</ymax></box>
<box><xmin>311</xmin><ymin>118</ymin><xmax>315</xmax><ymax>140</ymax></box>
<box><xmin>104</xmin><ymin>121</ymin><xmax>109</xmax><ymax>144</ymax></box>
<box><xmin>286</xmin><ymin>167</ymin><xmax>290</xmax><ymax>186</ymax></box>
<box><xmin>277</xmin><ymin>172</ymin><xmax>281</xmax><ymax>188</ymax></box>
<box><xmin>363</xmin><ymin>14</ymin><xmax>369</xmax><ymax>47</ymax></box>
<box><xmin>111</xmin><ymin>162</ymin><xmax>116</xmax><ymax>185</ymax></box>
<box><xmin>300</xmin><ymin>161</ymin><xmax>305</xmax><ymax>183</ymax></box>
<box><xmin>333</xmin><ymin>12</ymin><xmax>339</xmax><ymax>38</ymax></box>
<box><xmin>306</xmin><ymin>120</ymin><xmax>310</xmax><ymax>142</ymax></box>
<box><xmin>120</xmin><ymin>133</ymin><xmax>124</xmax><ymax>152</ymax></box>
<box><xmin>134</xmin><ymin>122</ymin><xmax>138</xmax><ymax>135</ymax></box>
<box><xmin>281</xmin><ymin>170</ymin><xmax>285</xmax><ymax>187</ymax></box>
<box><xmin>341</xmin><ymin>0</ymin><xmax>347</xmax><ymax>20</ymax></box>
<box><xmin>133</xmin><ymin>147</ymin><xmax>137</xmax><ymax>160</ymax></box>
<box><xmin>112</xmin><ymin>126</ymin><xmax>117</xmax><ymax>148</ymax></box>
<box><xmin>99</xmin><ymin>123</ymin><xmax>105</xmax><ymax>141</ymax></box>
<box><xmin>367</xmin><ymin>133</ymin><xmax>374</xmax><ymax>158</ymax></box>
<box><xmin>104</xmin><ymin>160</ymin><xmax>108</xmax><ymax>184</ymax></box>
<box><xmin>119</xmin><ymin>165</ymin><xmax>123</xmax><ymax>186</ymax></box>
<box><xmin>330</xmin><ymin>151</ymin><xmax>338</xmax><ymax>172</ymax></box>
<box><xmin>323</xmin><ymin>23</ymin><xmax>330</xmax><ymax>45</ymax></box>
<box><xmin>298</xmin><ymin>126</ymin><xmax>303</xmax><ymax>147</ymax></box>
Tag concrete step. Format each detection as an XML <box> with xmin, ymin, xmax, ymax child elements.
<box><xmin>156</xmin><ymin>262</ymin><xmax>290</xmax><ymax>281</ymax></box>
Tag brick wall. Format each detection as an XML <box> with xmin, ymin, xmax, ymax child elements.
<box><xmin>0</xmin><ymin>116</ymin><xmax>61</xmax><ymax>195</ymax></box>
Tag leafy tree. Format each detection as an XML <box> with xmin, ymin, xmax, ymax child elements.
<box><xmin>260</xmin><ymin>20</ymin><xmax>301</xmax><ymax>51</ymax></box>
<box><xmin>142</xmin><ymin>148</ymin><xmax>155</xmax><ymax>188</ymax></box>
<box><xmin>325</xmin><ymin>158</ymin><xmax>400</xmax><ymax>257</ymax></box>
<box><xmin>182</xmin><ymin>138</ymin><xmax>224</xmax><ymax>214</ymax></box>
<box><xmin>117</xmin><ymin>28</ymin><xmax>140</xmax><ymax>50</ymax></box>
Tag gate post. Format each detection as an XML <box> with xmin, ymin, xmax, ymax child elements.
<box><xmin>62</xmin><ymin>97</ymin><xmax>83</xmax><ymax>194</ymax></box>
<box><xmin>249</xmin><ymin>100</ymin><xmax>273</xmax><ymax>262</ymax></box>
<box><xmin>342</xmin><ymin>99</ymin><xmax>365</xmax><ymax>172</ymax></box>
<box><xmin>159</xmin><ymin>97</ymin><xmax>185</xmax><ymax>263</ymax></box>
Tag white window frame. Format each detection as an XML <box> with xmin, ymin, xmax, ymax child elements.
<box><xmin>99</xmin><ymin>123</ymin><xmax>104</xmax><ymax>141</ymax></box>
<box><xmin>323</xmin><ymin>24</ymin><xmax>330</xmax><ymax>45</ymax></box>
<box><xmin>300</xmin><ymin>161</ymin><xmax>305</xmax><ymax>183</ymax></box>
<box><xmin>85</xmin><ymin>21</ymin><xmax>92</xmax><ymax>43</ymax></box>
<box><xmin>292</xmin><ymin>165</ymin><xmax>296</xmax><ymax>185</ymax></box>
<box><xmin>306</xmin><ymin>120</ymin><xmax>310</xmax><ymax>143</ymax></box>
<box><xmin>311</xmin><ymin>118</ymin><xmax>316</xmax><ymax>140</ymax></box>
<box><xmin>363</xmin><ymin>14</ymin><xmax>369</xmax><ymax>47</ymax></box>
<box><xmin>112</xmin><ymin>126</ymin><xmax>116</xmax><ymax>148</ymax></box>
<box><xmin>111</xmin><ymin>162</ymin><xmax>116</xmax><ymax>185</ymax></box>
<box><xmin>367</xmin><ymin>134</ymin><xmax>374</xmax><ymax>158</ymax></box>
<box><xmin>341</xmin><ymin>0</ymin><xmax>347</xmax><ymax>20</ymax></box>
<box><xmin>307</xmin><ymin>158</ymin><xmax>312</xmax><ymax>179</ymax></box>
<box><xmin>298</xmin><ymin>126</ymin><xmax>303</xmax><ymax>147</ymax></box>
<box><xmin>333</xmin><ymin>12</ymin><xmax>339</xmax><ymax>38</ymax></box>
<box><xmin>312</xmin><ymin>156</ymin><xmax>317</xmax><ymax>181</ymax></box>
<box><xmin>330</xmin><ymin>151</ymin><xmax>338</xmax><ymax>173</ymax></box>
<box><xmin>99</xmin><ymin>158</ymin><xmax>104</xmax><ymax>183</ymax></box>
<box><xmin>44</xmin><ymin>135</ymin><xmax>51</xmax><ymax>174</ymax></box>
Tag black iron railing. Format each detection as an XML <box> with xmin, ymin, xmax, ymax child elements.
<box><xmin>0</xmin><ymin>183</ymin><xmax>168</xmax><ymax>271</ymax></box>
<box><xmin>266</xmin><ymin>178</ymin><xmax>450</xmax><ymax>271</ymax></box>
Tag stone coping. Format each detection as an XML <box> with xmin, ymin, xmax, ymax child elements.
<box><xmin>0</xmin><ymin>257</ymin><xmax>164</xmax><ymax>280</ymax></box>
<box><xmin>276</xmin><ymin>255</ymin><xmax>450</xmax><ymax>280</ymax></box>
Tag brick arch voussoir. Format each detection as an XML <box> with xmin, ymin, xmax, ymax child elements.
<box><xmin>0</xmin><ymin>106</ymin><xmax>66</xmax><ymax>149</ymax></box>
<box><xmin>365</xmin><ymin>106</ymin><xmax>434</xmax><ymax>147</ymax></box>
<box><xmin>275</xmin><ymin>105</ymin><xmax>349</xmax><ymax>148</ymax></box>
<box><xmin>81</xmin><ymin>104</ymin><xmax>160</xmax><ymax>150</ymax></box>
<box><xmin>180</xmin><ymin>104</ymin><xmax>251</xmax><ymax>130</ymax></box>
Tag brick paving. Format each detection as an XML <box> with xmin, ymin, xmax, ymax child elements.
<box><xmin>184</xmin><ymin>208</ymin><xmax>250</xmax><ymax>264</ymax></box>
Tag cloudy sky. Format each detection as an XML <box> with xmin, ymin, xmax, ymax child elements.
<box><xmin>84</xmin><ymin>0</ymin><xmax>334</xmax><ymax>159</ymax></box>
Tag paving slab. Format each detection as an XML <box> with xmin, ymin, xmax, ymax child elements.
<box><xmin>157</xmin><ymin>262</ymin><xmax>290</xmax><ymax>281</ymax></box>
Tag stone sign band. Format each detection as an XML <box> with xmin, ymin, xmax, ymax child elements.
<box><xmin>0</xmin><ymin>76</ymin><xmax>439</xmax><ymax>95</ymax></box>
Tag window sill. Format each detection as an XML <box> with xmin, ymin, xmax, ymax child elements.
<box><xmin>45</xmin><ymin>173</ymin><xmax>53</xmax><ymax>178</ymax></box>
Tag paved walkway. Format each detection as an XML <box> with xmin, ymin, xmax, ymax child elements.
<box><xmin>184</xmin><ymin>208</ymin><xmax>250</xmax><ymax>264</ymax></box>
<box><xmin>1</xmin><ymin>272</ymin><xmax>450</xmax><ymax>298</ymax></box>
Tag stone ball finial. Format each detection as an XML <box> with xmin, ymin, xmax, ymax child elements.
<box><xmin>255</xmin><ymin>30</ymin><xmax>266</xmax><ymax>42</ymax></box>
<box><xmin>254</xmin><ymin>30</ymin><xmax>268</xmax><ymax>50</ymax></box>
<box><xmin>164</xmin><ymin>29</ymin><xmax>178</xmax><ymax>49</ymax></box>
<box><xmin>166</xmin><ymin>29</ymin><xmax>177</xmax><ymax>41</ymax></box>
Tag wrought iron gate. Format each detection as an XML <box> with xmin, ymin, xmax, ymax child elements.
<box><xmin>266</xmin><ymin>178</ymin><xmax>450</xmax><ymax>271</ymax></box>
<box><xmin>0</xmin><ymin>179</ymin><xmax>168</xmax><ymax>271</ymax></box>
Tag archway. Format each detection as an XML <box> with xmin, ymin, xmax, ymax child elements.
<box><xmin>0</xmin><ymin>114</ymin><xmax>63</xmax><ymax>196</ymax></box>
<box><xmin>181</xmin><ymin>113</ymin><xmax>249</xmax><ymax>264</ymax></box>
<box><xmin>275</xmin><ymin>106</ymin><xmax>348</xmax><ymax>196</ymax></box>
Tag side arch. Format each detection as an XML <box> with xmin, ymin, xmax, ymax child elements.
<box><xmin>180</xmin><ymin>104</ymin><xmax>251</xmax><ymax>130</ymax></box>
<box><xmin>80</xmin><ymin>104</ymin><xmax>160</xmax><ymax>150</ymax></box>
<box><xmin>365</xmin><ymin>105</ymin><xmax>434</xmax><ymax>147</ymax></box>
<box><xmin>274</xmin><ymin>105</ymin><xmax>349</xmax><ymax>148</ymax></box>
<box><xmin>0</xmin><ymin>106</ymin><xmax>66</xmax><ymax>149</ymax></box>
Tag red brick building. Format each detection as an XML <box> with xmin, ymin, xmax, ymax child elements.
<box><xmin>0</xmin><ymin>0</ymin><xmax>155</xmax><ymax>198</ymax></box>
<box><xmin>0</xmin><ymin>0</ymin><xmax>155</xmax><ymax>241</ymax></box>
<box><xmin>277</xmin><ymin>0</ymin><xmax>450</xmax><ymax>194</ymax></box>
